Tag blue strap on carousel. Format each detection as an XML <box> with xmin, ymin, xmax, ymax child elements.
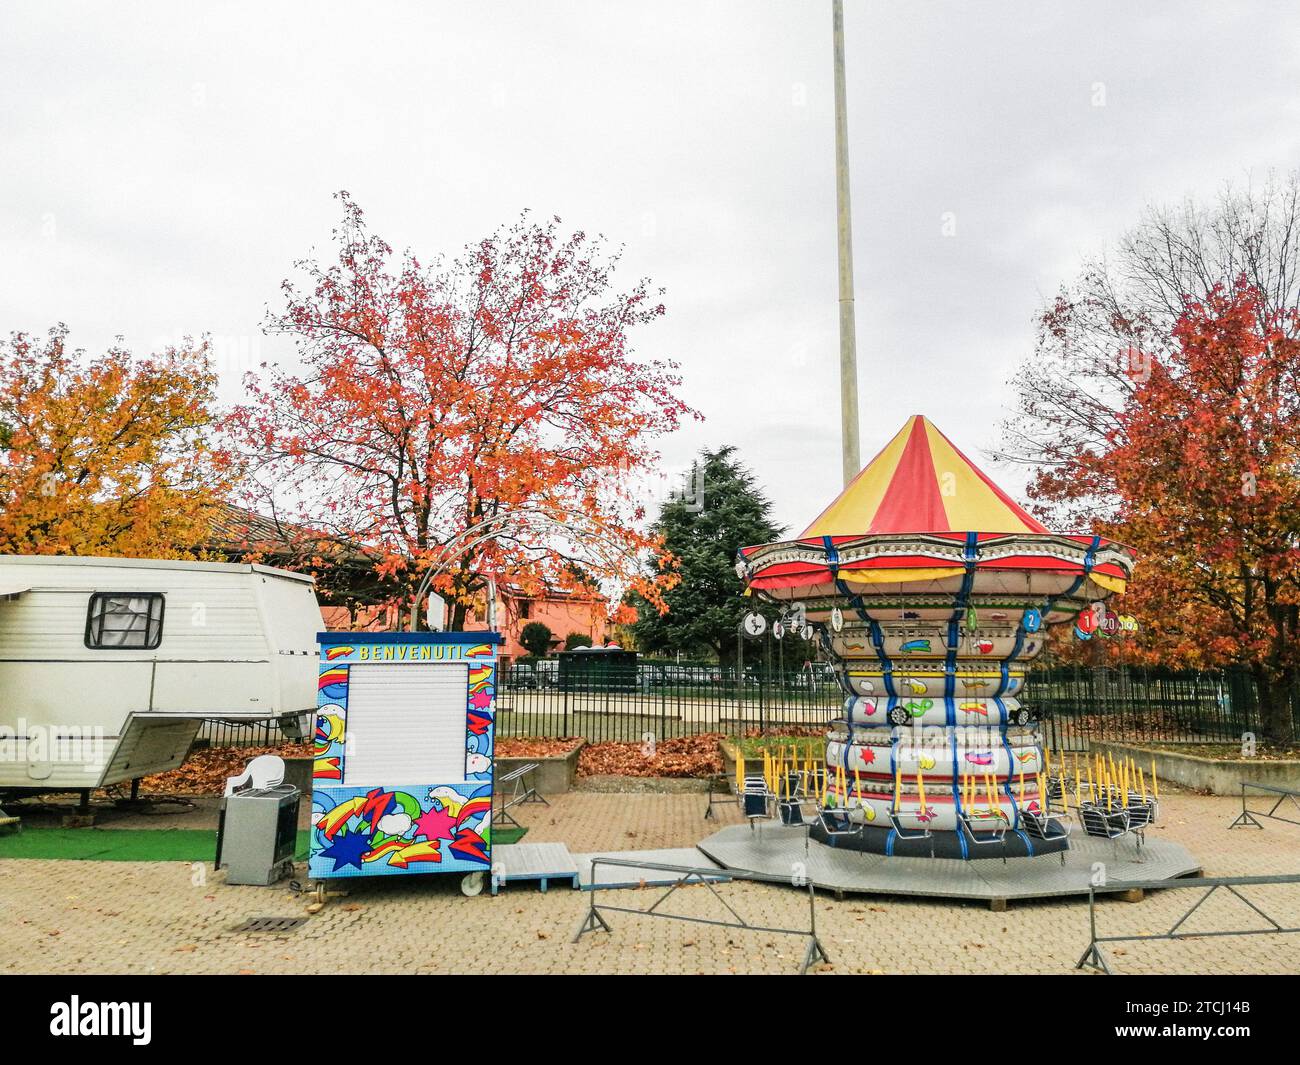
<box><xmin>885</xmin><ymin>736</ymin><xmax>898</xmax><ymax>856</ymax></box>
<box><xmin>997</xmin><ymin>730</ymin><xmax>1034</xmax><ymax>855</ymax></box>
<box><xmin>842</xmin><ymin>712</ymin><xmax>856</xmax><ymax>810</ymax></box>
<box><xmin>995</xmin><ymin>626</ymin><xmax>1025</xmax><ymax>699</ymax></box>
<box><xmin>950</xmin><ymin>728</ymin><xmax>969</xmax><ymax>859</ymax></box>
<box><xmin>823</xmin><ymin>536</ymin><xmax>873</xmax><ymax>626</ymax></box>
<box><xmin>944</xmin><ymin>532</ymin><xmax>980</xmax><ymax>727</ymax></box>
<box><xmin>823</xmin><ymin>535</ymin><xmax>896</xmax><ymax>702</ymax></box>
<box><xmin>1039</xmin><ymin>534</ymin><xmax>1101</xmax><ymax>627</ymax></box>
<box><xmin>993</xmin><ymin>696</ymin><xmax>1034</xmax><ymax>853</ymax></box>
<box><xmin>993</xmin><ymin>535</ymin><xmax>1102</xmax><ymax>698</ymax></box>
<box><xmin>870</xmin><ymin>620</ymin><xmax>900</xmax><ymax>705</ymax></box>
<box><xmin>943</xmin><ymin>532</ymin><xmax>979</xmax><ymax>859</ymax></box>
<box><xmin>996</xmin><ymin>721</ymin><xmax>1022</xmax><ymax>831</ymax></box>
<box><xmin>994</xmin><ymin>694</ymin><xmax>1028</xmax><ymax>846</ymax></box>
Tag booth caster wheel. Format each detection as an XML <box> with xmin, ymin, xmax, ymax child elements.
<box><xmin>460</xmin><ymin>872</ymin><xmax>486</xmax><ymax>897</ymax></box>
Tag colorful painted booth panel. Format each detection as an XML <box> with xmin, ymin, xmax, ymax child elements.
<box><xmin>310</xmin><ymin>783</ymin><xmax>492</xmax><ymax>878</ymax></box>
<box><xmin>310</xmin><ymin>632</ymin><xmax>502</xmax><ymax>880</ymax></box>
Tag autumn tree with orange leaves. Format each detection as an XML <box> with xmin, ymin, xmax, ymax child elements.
<box><xmin>227</xmin><ymin>194</ymin><xmax>698</xmax><ymax>629</ymax></box>
<box><xmin>0</xmin><ymin>327</ymin><xmax>233</xmax><ymax>558</ymax></box>
<box><xmin>1033</xmin><ymin>283</ymin><xmax>1300</xmax><ymax>745</ymax></box>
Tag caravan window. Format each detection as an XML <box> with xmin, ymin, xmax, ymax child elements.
<box><xmin>84</xmin><ymin>593</ymin><xmax>165</xmax><ymax>649</ymax></box>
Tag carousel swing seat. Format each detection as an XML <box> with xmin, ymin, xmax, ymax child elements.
<box><xmin>887</xmin><ymin>810</ymin><xmax>935</xmax><ymax>857</ymax></box>
<box><xmin>956</xmin><ymin>808</ymin><xmax>1009</xmax><ymax>863</ymax></box>
<box><xmin>820</xmin><ymin>805</ymin><xmax>865</xmax><ymax>842</ymax></box>
<box><xmin>742</xmin><ymin>775</ymin><xmax>775</xmax><ymax>828</ymax></box>
<box><xmin>1078</xmin><ymin>801</ymin><xmax>1145</xmax><ymax>860</ymax></box>
<box><xmin>1020</xmin><ymin>806</ymin><xmax>1072</xmax><ymax>865</ymax></box>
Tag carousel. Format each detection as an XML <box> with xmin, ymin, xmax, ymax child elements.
<box><xmin>733</xmin><ymin>415</ymin><xmax>1144</xmax><ymax>862</ymax></box>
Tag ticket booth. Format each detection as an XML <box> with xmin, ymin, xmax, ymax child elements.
<box><xmin>308</xmin><ymin>632</ymin><xmax>502</xmax><ymax>896</ymax></box>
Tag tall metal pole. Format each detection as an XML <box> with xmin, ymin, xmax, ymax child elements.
<box><xmin>832</xmin><ymin>0</ymin><xmax>861</xmax><ymax>486</ymax></box>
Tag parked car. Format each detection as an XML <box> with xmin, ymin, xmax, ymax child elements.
<box><xmin>507</xmin><ymin>659</ymin><xmax>559</xmax><ymax>690</ymax></box>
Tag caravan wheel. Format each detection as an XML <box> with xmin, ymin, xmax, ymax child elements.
<box><xmin>460</xmin><ymin>872</ymin><xmax>486</xmax><ymax>897</ymax></box>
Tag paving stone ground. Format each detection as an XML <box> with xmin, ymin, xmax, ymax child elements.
<box><xmin>1</xmin><ymin>789</ymin><xmax>1297</xmax><ymax>975</ymax></box>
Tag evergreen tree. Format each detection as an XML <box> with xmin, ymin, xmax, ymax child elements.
<box><xmin>631</xmin><ymin>447</ymin><xmax>784</xmax><ymax>664</ymax></box>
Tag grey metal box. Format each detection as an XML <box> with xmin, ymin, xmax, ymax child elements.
<box><xmin>216</xmin><ymin>785</ymin><xmax>300</xmax><ymax>886</ymax></box>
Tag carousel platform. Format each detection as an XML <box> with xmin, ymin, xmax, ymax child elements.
<box><xmin>696</xmin><ymin>823</ymin><xmax>1202</xmax><ymax>907</ymax></box>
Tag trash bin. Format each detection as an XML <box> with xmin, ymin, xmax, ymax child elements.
<box><xmin>216</xmin><ymin>784</ymin><xmax>301</xmax><ymax>886</ymax></box>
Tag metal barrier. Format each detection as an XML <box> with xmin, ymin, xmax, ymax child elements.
<box><xmin>1076</xmin><ymin>873</ymin><xmax>1300</xmax><ymax>974</ymax></box>
<box><xmin>1228</xmin><ymin>781</ymin><xmax>1300</xmax><ymax>830</ymax></box>
<box><xmin>572</xmin><ymin>856</ymin><xmax>831</xmax><ymax>975</ymax></box>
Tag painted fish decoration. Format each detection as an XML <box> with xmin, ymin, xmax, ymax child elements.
<box><xmin>899</xmin><ymin>639</ymin><xmax>931</xmax><ymax>653</ymax></box>
<box><xmin>965</xmin><ymin>751</ymin><xmax>995</xmax><ymax>766</ymax></box>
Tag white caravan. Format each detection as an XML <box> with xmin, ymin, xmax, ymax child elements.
<box><xmin>0</xmin><ymin>555</ymin><xmax>322</xmax><ymax>792</ymax></box>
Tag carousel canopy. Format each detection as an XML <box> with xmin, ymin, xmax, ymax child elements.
<box><xmin>739</xmin><ymin>415</ymin><xmax>1134</xmax><ymax>616</ymax></box>
<box><xmin>801</xmin><ymin>415</ymin><xmax>1048</xmax><ymax>537</ymax></box>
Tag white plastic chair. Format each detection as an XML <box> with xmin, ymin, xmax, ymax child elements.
<box><xmin>224</xmin><ymin>754</ymin><xmax>286</xmax><ymax>796</ymax></box>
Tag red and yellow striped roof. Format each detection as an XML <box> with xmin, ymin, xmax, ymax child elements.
<box><xmin>801</xmin><ymin>415</ymin><xmax>1048</xmax><ymax>537</ymax></box>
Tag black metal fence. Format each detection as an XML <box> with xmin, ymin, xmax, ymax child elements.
<box><xmin>495</xmin><ymin>660</ymin><xmax>841</xmax><ymax>742</ymax></box>
<box><xmin>494</xmin><ymin>661</ymin><xmax>1293</xmax><ymax>747</ymax></box>
<box><xmin>195</xmin><ymin>714</ymin><xmax>311</xmax><ymax>749</ymax></box>
<box><xmin>200</xmin><ymin>662</ymin><xmax>1295</xmax><ymax>749</ymax></box>
<box><xmin>1035</xmin><ymin>665</ymin><xmax>1286</xmax><ymax>751</ymax></box>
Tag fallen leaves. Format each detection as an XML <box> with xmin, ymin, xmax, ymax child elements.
<box><xmin>140</xmin><ymin>743</ymin><xmax>312</xmax><ymax>795</ymax></box>
<box><xmin>496</xmin><ymin>737</ymin><xmax>583</xmax><ymax>759</ymax></box>
<box><xmin>577</xmin><ymin>734</ymin><xmax>723</xmax><ymax>778</ymax></box>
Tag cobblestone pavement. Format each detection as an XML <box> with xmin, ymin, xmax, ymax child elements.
<box><xmin>1</xmin><ymin>790</ymin><xmax>1297</xmax><ymax>975</ymax></box>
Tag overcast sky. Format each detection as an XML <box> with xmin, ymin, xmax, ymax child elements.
<box><xmin>3</xmin><ymin>1</ymin><xmax>1299</xmax><ymax>533</ymax></box>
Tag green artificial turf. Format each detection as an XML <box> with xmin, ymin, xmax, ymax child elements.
<box><xmin>0</xmin><ymin>828</ymin><xmax>310</xmax><ymax>862</ymax></box>
<box><xmin>0</xmin><ymin>824</ymin><xmax>526</xmax><ymax>861</ymax></box>
<box><xmin>490</xmin><ymin>826</ymin><xmax>528</xmax><ymax>846</ymax></box>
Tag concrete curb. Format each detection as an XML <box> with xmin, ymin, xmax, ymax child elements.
<box><xmin>1090</xmin><ymin>740</ymin><xmax>1300</xmax><ymax>795</ymax></box>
